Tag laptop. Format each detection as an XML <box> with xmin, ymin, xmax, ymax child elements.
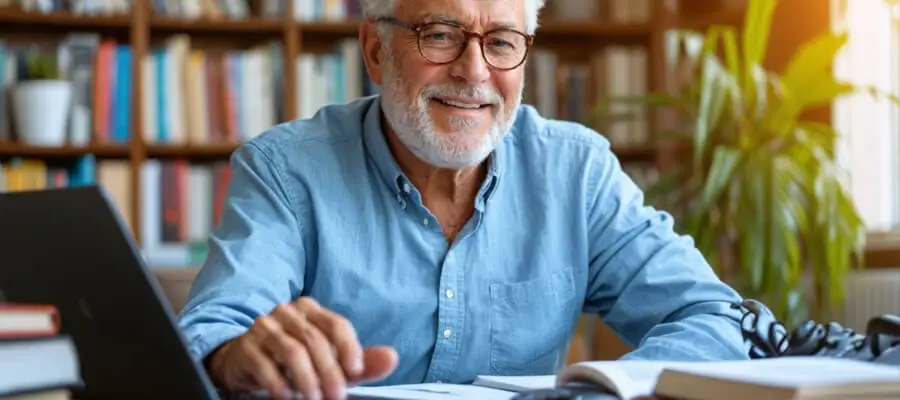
<box><xmin>0</xmin><ymin>186</ymin><xmax>220</xmax><ymax>399</ymax></box>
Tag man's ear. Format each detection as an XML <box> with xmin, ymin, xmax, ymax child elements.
<box><xmin>359</xmin><ymin>19</ymin><xmax>386</xmax><ymax>86</ymax></box>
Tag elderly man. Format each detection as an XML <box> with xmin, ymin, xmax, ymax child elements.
<box><xmin>177</xmin><ymin>0</ymin><xmax>751</xmax><ymax>398</ymax></box>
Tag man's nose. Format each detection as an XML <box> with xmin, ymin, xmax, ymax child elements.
<box><xmin>449</xmin><ymin>39</ymin><xmax>491</xmax><ymax>84</ymax></box>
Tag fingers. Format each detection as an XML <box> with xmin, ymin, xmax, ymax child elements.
<box><xmin>274</xmin><ymin>303</ymin><xmax>346</xmax><ymax>399</ymax></box>
<box><xmin>295</xmin><ymin>297</ymin><xmax>365</xmax><ymax>377</ymax></box>
<box><xmin>220</xmin><ymin>298</ymin><xmax>394</xmax><ymax>400</ymax></box>
<box><xmin>354</xmin><ymin>346</ymin><xmax>400</xmax><ymax>383</ymax></box>
<box><xmin>256</xmin><ymin>314</ymin><xmax>322</xmax><ymax>400</ymax></box>
<box><xmin>239</xmin><ymin>320</ymin><xmax>291</xmax><ymax>398</ymax></box>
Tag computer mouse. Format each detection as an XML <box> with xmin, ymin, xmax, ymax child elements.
<box><xmin>510</xmin><ymin>387</ymin><xmax>620</xmax><ymax>400</ymax></box>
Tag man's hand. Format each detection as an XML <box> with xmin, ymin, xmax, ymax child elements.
<box><xmin>207</xmin><ymin>297</ymin><xmax>399</xmax><ymax>400</ymax></box>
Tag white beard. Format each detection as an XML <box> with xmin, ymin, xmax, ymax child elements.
<box><xmin>379</xmin><ymin>55</ymin><xmax>523</xmax><ymax>169</ymax></box>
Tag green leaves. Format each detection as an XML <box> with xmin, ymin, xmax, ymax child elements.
<box><xmin>741</xmin><ymin>0</ymin><xmax>776</xmax><ymax>104</ymax></box>
<box><xmin>602</xmin><ymin>0</ymin><xmax>878</xmax><ymax>327</ymax></box>
<box><xmin>699</xmin><ymin>147</ymin><xmax>742</xmax><ymax>214</ymax></box>
<box><xmin>25</xmin><ymin>53</ymin><xmax>58</xmax><ymax>81</ymax></box>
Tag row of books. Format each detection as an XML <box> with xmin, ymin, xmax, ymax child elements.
<box><xmin>0</xmin><ymin>33</ymin><xmax>286</xmax><ymax>147</ymax></box>
<box><xmin>133</xmin><ymin>0</ymin><xmax>363</xmax><ymax>21</ymax></box>
<box><xmin>0</xmin><ymin>156</ymin><xmax>96</xmax><ymax>192</ymax></box>
<box><xmin>139</xmin><ymin>159</ymin><xmax>232</xmax><ymax>267</ymax></box>
<box><xmin>265</xmin><ymin>0</ymin><xmax>361</xmax><ymax>22</ymax></box>
<box><xmin>525</xmin><ymin>45</ymin><xmax>651</xmax><ymax>150</ymax></box>
<box><xmin>142</xmin><ymin>35</ymin><xmax>282</xmax><ymax>145</ymax></box>
<box><xmin>0</xmin><ymin>303</ymin><xmax>81</xmax><ymax>399</ymax></box>
<box><xmin>14</xmin><ymin>0</ymin><xmax>130</xmax><ymax>15</ymax></box>
<box><xmin>145</xmin><ymin>36</ymin><xmax>376</xmax><ymax>145</ymax></box>
<box><xmin>295</xmin><ymin>39</ymin><xmax>378</xmax><ymax>119</ymax></box>
<box><xmin>151</xmin><ymin>0</ymin><xmax>252</xmax><ymax>20</ymax></box>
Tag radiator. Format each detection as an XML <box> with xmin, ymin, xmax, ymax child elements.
<box><xmin>831</xmin><ymin>269</ymin><xmax>900</xmax><ymax>332</ymax></box>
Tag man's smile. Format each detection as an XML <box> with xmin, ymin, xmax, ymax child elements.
<box><xmin>431</xmin><ymin>95</ymin><xmax>494</xmax><ymax>110</ymax></box>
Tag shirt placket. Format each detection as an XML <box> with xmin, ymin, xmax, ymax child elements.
<box><xmin>423</xmin><ymin>211</ymin><xmax>483</xmax><ymax>383</ymax></box>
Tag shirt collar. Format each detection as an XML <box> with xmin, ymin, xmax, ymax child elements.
<box><xmin>362</xmin><ymin>95</ymin><xmax>505</xmax><ymax>208</ymax></box>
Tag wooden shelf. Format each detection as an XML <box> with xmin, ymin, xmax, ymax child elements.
<box><xmin>299</xmin><ymin>21</ymin><xmax>360</xmax><ymax>35</ymax></box>
<box><xmin>676</xmin><ymin>7</ymin><xmax>745</xmax><ymax>31</ymax></box>
<box><xmin>0</xmin><ymin>8</ymin><xmax>130</xmax><ymax>29</ymax></box>
<box><xmin>537</xmin><ymin>21</ymin><xmax>652</xmax><ymax>37</ymax></box>
<box><xmin>150</xmin><ymin>16</ymin><xmax>283</xmax><ymax>34</ymax></box>
<box><xmin>0</xmin><ymin>142</ymin><xmax>130</xmax><ymax>158</ymax></box>
<box><xmin>145</xmin><ymin>143</ymin><xmax>239</xmax><ymax>159</ymax></box>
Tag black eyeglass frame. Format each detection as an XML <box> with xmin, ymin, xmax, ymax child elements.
<box><xmin>374</xmin><ymin>16</ymin><xmax>535</xmax><ymax>71</ymax></box>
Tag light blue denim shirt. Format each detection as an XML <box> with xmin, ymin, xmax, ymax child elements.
<box><xmin>177</xmin><ymin>95</ymin><xmax>750</xmax><ymax>386</ymax></box>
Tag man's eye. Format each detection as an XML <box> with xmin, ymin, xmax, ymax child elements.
<box><xmin>491</xmin><ymin>40</ymin><xmax>512</xmax><ymax>47</ymax></box>
<box><xmin>425</xmin><ymin>33</ymin><xmax>451</xmax><ymax>41</ymax></box>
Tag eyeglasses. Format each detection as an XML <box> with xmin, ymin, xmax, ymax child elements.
<box><xmin>375</xmin><ymin>17</ymin><xmax>534</xmax><ymax>71</ymax></box>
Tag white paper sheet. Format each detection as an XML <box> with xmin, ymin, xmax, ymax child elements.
<box><xmin>347</xmin><ymin>383</ymin><xmax>518</xmax><ymax>399</ymax></box>
<box><xmin>473</xmin><ymin>374</ymin><xmax>557</xmax><ymax>392</ymax></box>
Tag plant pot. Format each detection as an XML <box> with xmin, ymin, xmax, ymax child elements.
<box><xmin>12</xmin><ymin>80</ymin><xmax>72</xmax><ymax>147</ymax></box>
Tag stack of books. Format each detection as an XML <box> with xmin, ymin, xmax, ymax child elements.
<box><xmin>0</xmin><ymin>303</ymin><xmax>82</xmax><ymax>399</ymax></box>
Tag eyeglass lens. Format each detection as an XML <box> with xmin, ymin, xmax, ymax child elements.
<box><xmin>418</xmin><ymin>23</ymin><xmax>528</xmax><ymax>69</ymax></box>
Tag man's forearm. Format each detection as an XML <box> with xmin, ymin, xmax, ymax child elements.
<box><xmin>619</xmin><ymin>305</ymin><xmax>750</xmax><ymax>361</ymax></box>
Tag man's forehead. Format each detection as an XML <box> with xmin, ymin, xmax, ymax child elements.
<box><xmin>397</xmin><ymin>0</ymin><xmax>524</xmax><ymax>30</ymax></box>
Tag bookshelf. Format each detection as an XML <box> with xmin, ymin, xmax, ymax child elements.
<box><xmin>0</xmin><ymin>0</ymin><xmax>748</xmax><ymax>363</ymax></box>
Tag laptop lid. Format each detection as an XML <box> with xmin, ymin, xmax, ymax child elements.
<box><xmin>0</xmin><ymin>186</ymin><xmax>219</xmax><ymax>400</ymax></box>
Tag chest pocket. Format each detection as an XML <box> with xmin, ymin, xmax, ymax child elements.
<box><xmin>489</xmin><ymin>269</ymin><xmax>579</xmax><ymax>375</ymax></box>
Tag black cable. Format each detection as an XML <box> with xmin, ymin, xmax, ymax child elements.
<box><xmin>732</xmin><ymin>299</ymin><xmax>900</xmax><ymax>361</ymax></box>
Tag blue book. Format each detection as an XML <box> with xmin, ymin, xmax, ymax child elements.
<box><xmin>68</xmin><ymin>155</ymin><xmax>96</xmax><ymax>187</ymax></box>
<box><xmin>114</xmin><ymin>45</ymin><xmax>132</xmax><ymax>143</ymax></box>
<box><xmin>156</xmin><ymin>49</ymin><xmax>169</xmax><ymax>143</ymax></box>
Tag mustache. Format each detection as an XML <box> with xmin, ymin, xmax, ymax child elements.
<box><xmin>420</xmin><ymin>84</ymin><xmax>503</xmax><ymax>104</ymax></box>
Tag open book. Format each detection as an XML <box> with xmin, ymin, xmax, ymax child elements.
<box><xmin>474</xmin><ymin>356</ymin><xmax>900</xmax><ymax>400</ymax></box>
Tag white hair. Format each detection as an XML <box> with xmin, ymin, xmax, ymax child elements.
<box><xmin>359</xmin><ymin>0</ymin><xmax>546</xmax><ymax>35</ymax></box>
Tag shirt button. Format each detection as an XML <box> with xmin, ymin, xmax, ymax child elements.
<box><xmin>443</xmin><ymin>329</ymin><xmax>452</xmax><ymax>338</ymax></box>
<box><xmin>403</xmin><ymin>183</ymin><xmax>411</xmax><ymax>193</ymax></box>
<box><xmin>423</xmin><ymin>218</ymin><xmax>429</xmax><ymax>226</ymax></box>
<box><xmin>445</xmin><ymin>289</ymin><xmax>454</xmax><ymax>299</ymax></box>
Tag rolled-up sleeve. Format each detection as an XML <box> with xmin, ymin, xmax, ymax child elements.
<box><xmin>583</xmin><ymin>142</ymin><xmax>750</xmax><ymax>361</ymax></box>
<box><xmin>177</xmin><ymin>141</ymin><xmax>306</xmax><ymax>363</ymax></box>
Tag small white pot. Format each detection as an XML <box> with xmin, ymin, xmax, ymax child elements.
<box><xmin>12</xmin><ymin>80</ymin><xmax>72</xmax><ymax>147</ymax></box>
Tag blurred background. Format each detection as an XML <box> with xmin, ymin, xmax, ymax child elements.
<box><xmin>0</xmin><ymin>0</ymin><xmax>898</xmax><ymax>364</ymax></box>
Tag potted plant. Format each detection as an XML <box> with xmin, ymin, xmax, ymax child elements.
<box><xmin>11</xmin><ymin>52</ymin><xmax>72</xmax><ymax>147</ymax></box>
<box><xmin>595</xmin><ymin>0</ymin><xmax>899</xmax><ymax>327</ymax></box>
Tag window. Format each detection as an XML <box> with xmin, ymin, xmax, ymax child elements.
<box><xmin>832</xmin><ymin>0</ymin><xmax>900</xmax><ymax>232</ymax></box>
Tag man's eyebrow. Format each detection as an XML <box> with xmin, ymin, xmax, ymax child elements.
<box><xmin>490</xmin><ymin>21</ymin><xmax>520</xmax><ymax>30</ymax></box>
<box><xmin>419</xmin><ymin>13</ymin><xmax>522</xmax><ymax>31</ymax></box>
<box><xmin>418</xmin><ymin>13</ymin><xmax>460</xmax><ymax>24</ymax></box>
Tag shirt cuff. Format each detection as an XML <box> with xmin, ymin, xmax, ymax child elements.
<box><xmin>183</xmin><ymin>323</ymin><xmax>247</xmax><ymax>363</ymax></box>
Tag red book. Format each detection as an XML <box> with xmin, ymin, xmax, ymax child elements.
<box><xmin>0</xmin><ymin>304</ymin><xmax>60</xmax><ymax>339</ymax></box>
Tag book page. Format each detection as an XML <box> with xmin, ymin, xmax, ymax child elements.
<box><xmin>472</xmin><ymin>374</ymin><xmax>557</xmax><ymax>392</ymax></box>
<box><xmin>346</xmin><ymin>383</ymin><xmax>517</xmax><ymax>400</ymax></box>
<box><xmin>659</xmin><ymin>356</ymin><xmax>900</xmax><ymax>388</ymax></box>
<box><xmin>558</xmin><ymin>360</ymin><xmax>698</xmax><ymax>399</ymax></box>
